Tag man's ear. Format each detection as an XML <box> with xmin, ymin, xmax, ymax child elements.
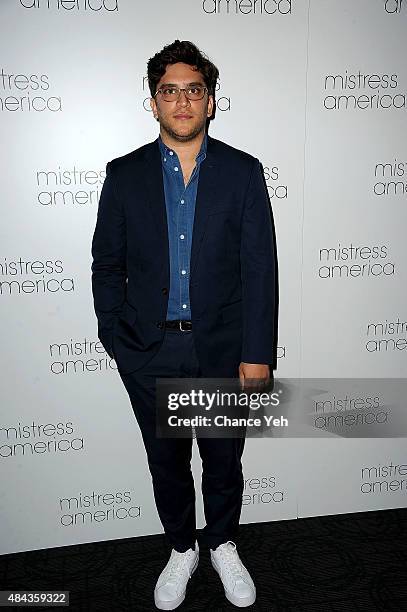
<box><xmin>150</xmin><ymin>97</ymin><xmax>158</xmax><ymax>119</ymax></box>
<box><xmin>207</xmin><ymin>94</ymin><xmax>215</xmax><ymax>118</ymax></box>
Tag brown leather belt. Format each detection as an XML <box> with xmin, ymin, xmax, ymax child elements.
<box><xmin>164</xmin><ymin>320</ymin><xmax>192</xmax><ymax>332</ymax></box>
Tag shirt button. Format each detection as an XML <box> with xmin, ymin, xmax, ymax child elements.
<box><xmin>180</xmin><ymin>199</ymin><xmax>185</xmax><ymax>204</ymax></box>
<box><xmin>180</xmin><ymin>234</ymin><xmax>185</xmax><ymax>240</ymax></box>
<box><xmin>174</xmin><ymin>167</ymin><xmax>179</xmax><ymax>171</ymax></box>
<box><xmin>181</xmin><ymin>270</ymin><xmax>186</xmax><ymax>275</ymax></box>
<box><xmin>182</xmin><ymin>304</ymin><xmax>187</xmax><ymax>309</ymax></box>
<box><xmin>169</xmin><ymin>151</ymin><xmax>174</xmax><ymax>156</ymax></box>
<box><xmin>164</xmin><ymin>157</ymin><xmax>166</xmax><ymax>162</ymax></box>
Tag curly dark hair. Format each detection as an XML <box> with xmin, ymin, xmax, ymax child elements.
<box><xmin>147</xmin><ymin>40</ymin><xmax>219</xmax><ymax>98</ymax></box>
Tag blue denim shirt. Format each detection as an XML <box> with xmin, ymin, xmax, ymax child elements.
<box><xmin>158</xmin><ymin>133</ymin><xmax>207</xmax><ymax>320</ymax></box>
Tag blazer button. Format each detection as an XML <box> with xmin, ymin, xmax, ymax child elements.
<box><xmin>156</xmin><ymin>321</ymin><xmax>164</xmax><ymax>329</ymax></box>
<box><xmin>162</xmin><ymin>287</ymin><xmax>168</xmax><ymax>295</ymax></box>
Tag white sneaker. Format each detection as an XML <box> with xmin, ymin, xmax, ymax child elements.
<box><xmin>154</xmin><ymin>541</ymin><xmax>199</xmax><ymax>610</ymax></box>
<box><xmin>210</xmin><ymin>541</ymin><xmax>256</xmax><ymax>607</ymax></box>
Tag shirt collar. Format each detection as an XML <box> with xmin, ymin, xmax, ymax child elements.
<box><xmin>158</xmin><ymin>132</ymin><xmax>208</xmax><ymax>164</ymax></box>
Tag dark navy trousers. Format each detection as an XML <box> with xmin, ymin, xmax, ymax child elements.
<box><xmin>118</xmin><ymin>327</ymin><xmax>246</xmax><ymax>553</ymax></box>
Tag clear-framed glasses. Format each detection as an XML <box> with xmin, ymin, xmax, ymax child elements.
<box><xmin>154</xmin><ymin>85</ymin><xmax>208</xmax><ymax>102</ymax></box>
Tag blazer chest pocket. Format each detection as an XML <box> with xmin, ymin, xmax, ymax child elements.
<box><xmin>221</xmin><ymin>301</ymin><xmax>242</xmax><ymax>324</ymax></box>
<box><xmin>207</xmin><ymin>207</ymin><xmax>235</xmax><ymax>216</ymax></box>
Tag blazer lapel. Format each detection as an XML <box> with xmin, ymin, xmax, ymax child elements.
<box><xmin>142</xmin><ymin>138</ymin><xmax>169</xmax><ymax>245</ymax></box>
<box><xmin>190</xmin><ymin>136</ymin><xmax>220</xmax><ymax>277</ymax></box>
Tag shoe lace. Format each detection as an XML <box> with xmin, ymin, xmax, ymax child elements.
<box><xmin>165</xmin><ymin>550</ymin><xmax>192</xmax><ymax>582</ymax></box>
<box><xmin>219</xmin><ymin>541</ymin><xmax>245</xmax><ymax>580</ymax></box>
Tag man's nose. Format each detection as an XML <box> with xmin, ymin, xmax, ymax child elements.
<box><xmin>177</xmin><ymin>90</ymin><xmax>190</xmax><ymax>106</ymax></box>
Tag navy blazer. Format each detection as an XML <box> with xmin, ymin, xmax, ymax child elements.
<box><xmin>91</xmin><ymin>134</ymin><xmax>276</xmax><ymax>377</ymax></box>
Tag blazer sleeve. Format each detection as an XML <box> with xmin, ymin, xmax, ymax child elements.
<box><xmin>240</xmin><ymin>158</ymin><xmax>276</xmax><ymax>364</ymax></box>
<box><xmin>91</xmin><ymin>161</ymin><xmax>127</xmax><ymax>358</ymax></box>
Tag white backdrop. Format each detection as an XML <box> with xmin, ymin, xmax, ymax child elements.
<box><xmin>1</xmin><ymin>0</ymin><xmax>406</xmax><ymax>555</ymax></box>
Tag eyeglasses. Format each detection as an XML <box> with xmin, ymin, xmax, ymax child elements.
<box><xmin>154</xmin><ymin>85</ymin><xmax>208</xmax><ymax>102</ymax></box>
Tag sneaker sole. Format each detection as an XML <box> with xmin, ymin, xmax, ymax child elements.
<box><xmin>211</xmin><ymin>556</ymin><xmax>256</xmax><ymax>608</ymax></box>
<box><xmin>154</xmin><ymin>553</ymin><xmax>199</xmax><ymax>610</ymax></box>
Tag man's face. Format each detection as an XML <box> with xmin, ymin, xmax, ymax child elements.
<box><xmin>150</xmin><ymin>62</ymin><xmax>214</xmax><ymax>142</ymax></box>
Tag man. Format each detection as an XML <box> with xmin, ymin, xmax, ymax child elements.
<box><xmin>91</xmin><ymin>40</ymin><xmax>276</xmax><ymax>610</ymax></box>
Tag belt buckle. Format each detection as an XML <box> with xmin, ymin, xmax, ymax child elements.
<box><xmin>179</xmin><ymin>320</ymin><xmax>191</xmax><ymax>332</ymax></box>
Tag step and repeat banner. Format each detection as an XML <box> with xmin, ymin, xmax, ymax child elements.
<box><xmin>1</xmin><ymin>0</ymin><xmax>406</xmax><ymax>555</ymax></box>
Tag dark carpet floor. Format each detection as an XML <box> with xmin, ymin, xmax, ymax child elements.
<box><xmin>0</xmin><ymin>508</ymin><xmax>406</xmax><ymax>611</ymax></box>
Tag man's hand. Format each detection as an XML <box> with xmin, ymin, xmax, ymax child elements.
<box><xmin>239</xmin><ymin>362</ymin><xmax>270</xmax><ymax>389</ymax></box>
